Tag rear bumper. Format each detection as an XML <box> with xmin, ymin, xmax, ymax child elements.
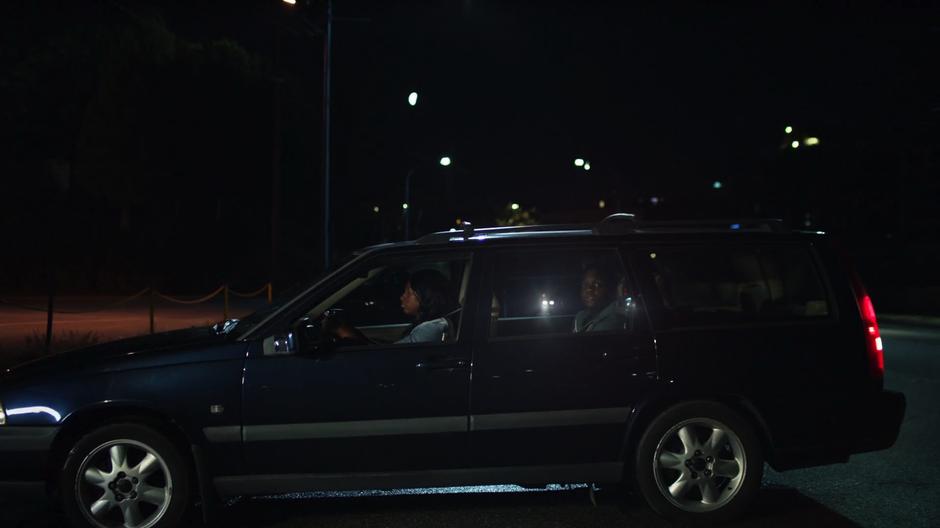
<box><xmin>0</xmin><ymin>426</ymin><xmax>58</xmax><ymax>483</ymax></box>
<box><xmin>767</xmin><ymin>390</ymin><xmax>905</xmax><ymax>470</ymax></box>
<box><xmin>847</xmin><ymin>389</ymin><xmax>906</xmax><ymax>454</ymax></box>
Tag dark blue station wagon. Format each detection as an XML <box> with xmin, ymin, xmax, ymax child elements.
<box><xmin>0</xmin><ymin>215</ymin><xmax>905</xmax><ymax>527</ymax></box>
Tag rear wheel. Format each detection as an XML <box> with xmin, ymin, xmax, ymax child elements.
<box><xmin>634</xmin><ymin>401</ymin><xmax>763</xmax><ymax>525</ymax></box>
<box><xmin>60</xmin><ymin>423</ymin><xmax>191</xmax><ymax>528</ymax></box>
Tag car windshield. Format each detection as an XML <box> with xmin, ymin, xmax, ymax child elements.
<box><xmin>228</xmin><ymin>251</ymin><xmax>365</xmax><ymax>336</ymax></box>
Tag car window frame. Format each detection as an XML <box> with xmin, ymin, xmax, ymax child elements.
<box><xmin>277</xmin><ymin>249</ymin><xmax>479</xmax><ymax>351</ymax></box>
<box><xmin>481</xmin><ymin>243</ymin><xmax>645</xmax><ymax>343</ymax></box>
<box><xmin>633</xmin><ymin>240</ymin><xmax>841</xmax><ymax>333</ymax></box>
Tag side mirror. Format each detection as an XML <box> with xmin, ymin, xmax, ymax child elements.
<box><xmin>262</xmin><ymin>332</ymin><xmax>297</xmax><ymax>356</ymax></box>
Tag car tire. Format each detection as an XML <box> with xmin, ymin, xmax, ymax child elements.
<box><xmin>634</xmin><ymin>401</ymin><xmax>763</xmax><ymax>526</ymax></box>
<box><xmin>59</xmin><ymin>423</ymin><xmax>191</xmax><ymax>528</ymax></box>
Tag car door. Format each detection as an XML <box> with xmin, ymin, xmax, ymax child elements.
<box><xmin>635</xmin><ymin>241</ymin><xmax>847</xmax><ymax>449</ymax></box>
<box><xmin>240</xmin><ymin>251</ymin><xmax>478</xmax><ymax>476</ymax></box>
<box><xmin>468</xmin><ymin>245</ymin><xmax>656</xmax><ymax>470</ymax></box>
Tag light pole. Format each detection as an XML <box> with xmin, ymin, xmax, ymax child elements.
<box><xmin>321</xmin><ymin>0</ymin><xmax>333</xmax><ymax>270</ymax></box>
<box><xmin>403</xmin><ymin>156</ymin><xmax>452</xmax><ymax>240</ymax></box>
<box><xmin>279</xmin><ymin>0</ymin><xmax>333</xmax><ymax>270</ymax></box>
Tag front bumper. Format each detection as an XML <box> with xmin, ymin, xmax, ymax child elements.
<box><xmin>0</xmin><ymin>426</ymin><xmax>59</xmax><ymax>482</ymax></box>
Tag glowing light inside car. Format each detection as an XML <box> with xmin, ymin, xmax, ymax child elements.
<box><xmin>6</xmin><ymin>406</ymin><xmax>62</xmax><ymax>422</ymax></box>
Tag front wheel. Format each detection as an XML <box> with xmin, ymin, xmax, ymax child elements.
<box><xmin>634</xmin><ymin>401</ymin><xmax>763</xmax><ymax>525</ymax></box>
<box><xmin>60</xmin><ymin>423</ymin><xmax>191</xmax><ymax>528</ymax></box>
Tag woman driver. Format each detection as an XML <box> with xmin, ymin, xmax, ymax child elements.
<box><xmin>327</xmin><ymin>268</ymin><xmax>458</xmax><ymax>344</ymax></box>
<box><xmin>395</xmin><ymin>269</ymin><xmax>459</xmax><ymax>343</ymax></box>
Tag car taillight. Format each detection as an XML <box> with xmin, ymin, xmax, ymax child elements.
<box><xmin>858</xmin><ymin>292</ymin><xmax>884</xmax><ymax>380</ymax></box>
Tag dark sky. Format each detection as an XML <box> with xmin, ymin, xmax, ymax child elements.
<box><xmin>160</xmin><ymin>1</ymin><xmax>940</xmax><ymax>212</ymax></box>
<box><xmin>1</xmin><ymin>1</ymin><xmax>939</xmax><ymax>292</ymax></box>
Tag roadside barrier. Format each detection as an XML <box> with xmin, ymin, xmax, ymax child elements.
<box><xmin>0</xmin><ymin>283</ymin><xmax>273</xmax><ymax>350</ymax></box>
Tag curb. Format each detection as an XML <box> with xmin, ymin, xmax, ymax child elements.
<box><xmin>879</xmin><ymin>313</ymin><xmax>940</xmax><ymax>328</ymax></box>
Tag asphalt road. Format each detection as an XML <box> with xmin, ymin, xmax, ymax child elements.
<box><xmin>1</xmin><ymin>323</ymin><xmax>937</xmax><ymax>527</ymax></box>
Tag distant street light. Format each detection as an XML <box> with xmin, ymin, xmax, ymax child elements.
<box><xmin>804</xmin><ymin>137</ymin><xmax>820</xmax><ymax>146</ymax></box>
<box><xmin>574</xmin><ymin>158</ymin><xmax>585</xmax><ymax>167</ymax></box>
<box><xmin>408</xmin><ymin>92</ymin><xmax>418</xmax><ymax>106</ymax></box>
<box><xmin>511</xmin><ymin>203</ymin><xmax>520</xmax><ymax>210</ymax></box>
<box><xmin>791</xmin><ymin>140</ymin><xmax>800</xmax><ymax>149</ymax></box>
<box><xmin>598</xmin><ymin>199</ymin><xmax>606</xmax><ymax>209</ymax></box>
<box><xmin>583</xmin><ymin>162</ymin><xmax>591</xmax><ymax>171</ymax></box>
<box><xmin>439</xmin><ymin>156</ymin><xmax>452</xmax><ymax>166</ymax></box>
<box><xmin>712</xmin><ymin>181</ymin><xmax>723</xmax><ymax>190</ymax></box>
<box><xmin>785</xmin><ymin>125</ymin><xmax>793</xmax><ymax>134</ymax></box>
<box><xmin>373</xmin><ymin>205</ymin><xmax>380</xmax><ymax>213</ymax></box>
<box><xmin>402</xmin><ymin>203</ymin><xmax>409</xmax><ymax>210</ymax></box>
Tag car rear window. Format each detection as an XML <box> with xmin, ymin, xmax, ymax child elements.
<box><xmin>647</xmin><ymin>245</ymin><xmax>830</xmax><ymax>326</ymax></box>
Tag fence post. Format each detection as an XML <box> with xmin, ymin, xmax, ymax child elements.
<box><xmin>44</xmin><ymin>275</ymin><xmax>55</xmax><ymax>354</ymax></box>
<box><xmin>149</xmin><ymin>287</ymin><xmax>155</xmax><ymax>335</ymax></box>
<box><xmin>267</xmin><ymin>282</ymin><xmax>273</xmax><ymax>304</ymax></box>
<box><xmin>223</xmin><ymin>284</ymin><xmax>229</xmax><ymax>321</ymax></box>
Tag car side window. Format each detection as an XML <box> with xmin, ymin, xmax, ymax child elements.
<box><xmin>489</xmin><ymin>249</ymin><xmax>637</xmax><ymax>339</ymax></box>
<box><xmin>302</xmin><ymin>256</ymin><xmax>471</xmax><ymax>346</ymax></box>
<box><xmin>648</xmin><ymin>245</ymin><xmax>830</xmax><ymax>327</ymax></box>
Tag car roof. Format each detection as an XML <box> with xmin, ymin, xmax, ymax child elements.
<box><xmin>360</xmin><ymin>213</ymin><xmax>825</xmax><ymax>254</ymax></box>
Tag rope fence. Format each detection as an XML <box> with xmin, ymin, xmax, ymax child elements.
<box><xmin>0</xmin><ymin>288</ymin><xmax>152</xmax><ymax>314</ymax></box>
<box><xmin>0</xmin><ymin>283</ymin><xmax>273</xmax><ymax>350</ymax></box>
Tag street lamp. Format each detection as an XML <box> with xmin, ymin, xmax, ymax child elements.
<box><xmin>791</xmin><ymin>140</ymin><xmax>800</xmax><ymax>149</ymax></box>
<box><xmin>408</xmin><ymin>92</ymin><xmax>418</xmax><ymax>106</ymax></box>
<box><xmin>439</xmin><ymin>156</ymin><xmax>452</xmax><ymax>167</ymax></box>
<box><xmin>574</xmin><ymin>158</ymin><xmax>585</xmax><ymax>167</ymax></box>
<box><xmin>511</xmin><ymin>203</ymin><xmax>520</xmax><ymax>210</ymax></box>
<box><xmin>785</xmin><ymin>125</ymin><xmax>793</xmax><ymax>134</ymax></box>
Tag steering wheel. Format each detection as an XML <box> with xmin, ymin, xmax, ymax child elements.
<box><xmin>320</xmin><ymin>308</ymin><xmax>372</xmax><ymax>346</ymax></box>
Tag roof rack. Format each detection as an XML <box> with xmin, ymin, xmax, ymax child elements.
<box><xmin>631</xmin><ymin>218</ymin><xmax>788</xmax><ymax>233</ymax></box>
<box><xmin>414</xmin><ymin>213</ymin><xmax>789</xmax><ymax>245</ymax></box>
<box><xmin>415</xmin><ymin>222</ymin><xmax>590</xmax><ymax>245</ymax></box>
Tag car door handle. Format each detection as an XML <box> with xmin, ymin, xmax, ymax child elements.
<box><xmin>416</xmin><ymin>357</ymin><xmax>469</xmax><ymax>370</ymax></box>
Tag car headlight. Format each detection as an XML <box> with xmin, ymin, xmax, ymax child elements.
<box><xmin>0</xmin><ymin>401</ymin><xmax>6</xmax><ymax>425</ymax></box>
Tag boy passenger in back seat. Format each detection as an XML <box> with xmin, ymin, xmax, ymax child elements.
<box><xmin>573</xmin><ymin>265</ymin><xmax>630</xmax><ymax>333</ymax></box>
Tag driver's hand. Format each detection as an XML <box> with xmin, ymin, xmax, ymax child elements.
<box><xmin>322</xmin><ymin>312</ymin><xmax>356</xmax><ymax>339</ymax></box>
